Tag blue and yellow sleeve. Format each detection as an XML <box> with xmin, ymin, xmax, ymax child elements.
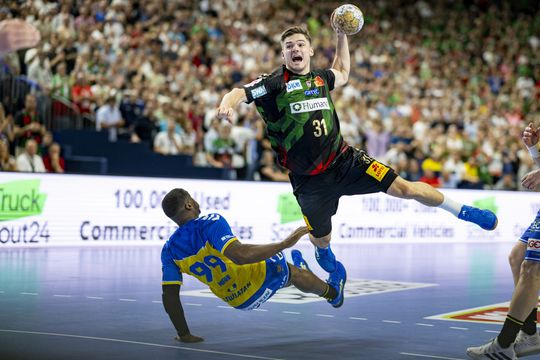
<box><xmin>203</xmin><ymin>214</ymin><xmax>239</xmax><ymax>254</ymax></box>
<box><xmin>161</xmin><ymin>244</ymin><xmax>183</xmax><ymax>285</ymax></box>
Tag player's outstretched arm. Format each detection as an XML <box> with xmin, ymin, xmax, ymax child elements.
<box><xmin>521</xmin><ymin>169</ymin><xmax>540</xmax><ymax>190</ymax></box>
<box><xmin>162</xmin><ymin>284</ymin><xmax>204</xmax><ymax>343</ymax></box>
<box><xmin>217</xmin><ymin>88</ymin><xmax>247</xmax><ymax>123</ymax></box>
<box><xmin>523</xmin><ymin>123</ymin><xmax>540</xmax><ymax>168</ymax></box>
<box><xmin>330</xmin><ymin>13</ymin><xmax>350</xmax><ymax>88</ymax></box>
<box><xmin>224</xmin><ymin>226</ymin><xmax>309</xmax><ymax>265</ymax></box>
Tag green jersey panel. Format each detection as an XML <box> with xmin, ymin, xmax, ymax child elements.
<box><xmin>244</xmin><ymin>66</ymin><xmax>345</xmax><ymax>175</ymax></box>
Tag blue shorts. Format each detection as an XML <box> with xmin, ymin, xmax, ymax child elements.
<box><xmin>519</xmin><ymin>211</ymin><xmax>540</xmax><ymax>262</ymax></box>
<box><xmin>236</xmin><ymin>252</ymin><xmax>290</xmax><ymax>310</ymax></box>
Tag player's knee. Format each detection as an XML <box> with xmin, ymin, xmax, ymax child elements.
<box><xmin>509</xmin><ymin>245</ymin><xmax>525</xmax><ymax>270</ymax></box>
<box><xmin>309</xmin><ymin>233</ymin><xmax>331</xmax><ymax>248</ymax></box>
<box><xmin>519</xmin><ymin>260</ymin><xmax>540</xmax><ymax>283</ymax></box>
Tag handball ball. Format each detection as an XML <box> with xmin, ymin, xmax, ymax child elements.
<box><xmin>332</xmin><ymin>4</ymin><xmax>364</xmax><ymax>35</ymax></box>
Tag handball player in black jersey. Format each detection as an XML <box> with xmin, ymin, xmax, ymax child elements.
<box><xmin>217</xmin><ymin>24</ymin><xmax>497</xmax><ymax>274</ymax></box>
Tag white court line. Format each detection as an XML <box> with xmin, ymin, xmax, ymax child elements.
<box><xmin>449</xmin><ymin>327</ymin><xmax>468</xmax><ymax>331</ymax></box>
<box><xmin>151</xmin><ymin>301</ymin><xmax>162</xmax><ymax>304</ymax></box>
<box><xmin>383</xmin><ymin>320</ymin><xmax>401</xmax><ymax>324</ymax></box>
<box><xmin>415</xmin><ymin>323</ymin><xmax>435</xmax><ymax>327</ymax></box>
<box><xmin>282</xmin><ymin>311</ymin><xmax>300</xmax><ymax>315</ymax></box>
<box><xmin>20</xmin><ymin>292</ymin><xmax>37</xmax><ymax>296</ymax></box>
<box><xmin>53</xmin><ymin>295</ymin><xmax>72</xmax><ymax>298</ymax></box>
<box><xmin>400</xmin><ymin>352</ymin><xmax>464</xmax><ymax>360</ymax></box>
<box><xmin>484</xmin><ymin>330</ymin><xmax>499</xmax><ymax>333</ymax></box>
<box><xmin>349</xmin><ymin>317</ymin><xmax>367</xmax><ymax>321</ymax></box>
<box><xmin>0</xmin><ymin>329</ymin><xmax>284</xmax><ymax>360</ymax></box>
<box><xmin>253</xmin><ymin>309</ymin><xmax>268</xmax><ymax>312</ymax></box>
<box><xmin>217</xmin><ymin>305</ymin><xmax>233</xmax><ymax>309</ymax></box>
<box><xmin>119</xmin><ymin>299</ymin><xmax>137</xmax><ymax>302</ymax></box>
<box><xmin>86</xmin><ymin>296</ymin><xmax>104</xmax><ymax>300</ymax></box>
<box><xmin>315</xmin><ymin>314</ymin><xmax>334</xmax><ymax>318</ymax></box>
<box><xmin>185</xmin><ymin>303</ymin><xmax>202</xmax><ymax>306</ymax></box>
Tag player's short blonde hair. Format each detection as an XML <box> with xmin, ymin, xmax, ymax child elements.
<box><xmin>280</xmin><ymin>26</ymin><xmax>312</xmax><ymax>45</ymax></box>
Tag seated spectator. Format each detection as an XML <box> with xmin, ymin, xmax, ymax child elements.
<box><xmin>0</xmin><ymin>140</ymin><xmax>16</xmax><ymax>172</ymax></box>
<box><xmin>96</xmin><ymin>95</ymin><xmax>125</xmax><ymax>142</ymax></box>
<box><xmin>71</xmin><ymin>72</ymin><xmax>95</xmax><ymax>118</ymax></box>
<box><xmin>419</xmin><ymin>168</ymin><xmax>441</xmax><ymax>188</ymax></box>
<box><xmin>180</xmin><ymin>119</ymin><xmax>197</xmax><ymax>155</ymax></box>
<box><xmin>43</xmin><ymin>142</ymin><xmax>65</xmax><ymax>173</ymax></box>
<box><xmin>14</xmin><ymin>94</ymin><xmax>46</xmax><ymax>155</ymax></box>
<box><xmin>51</xmin><ymin>61</ymin><xmax>72</xmax><ymax>100</ymax></box>
<box><xmin>206</xmin><ymin>122</ymin><xmax>238</xmax><ymax>169</ymax></box>
<box><xmin>0</xmin><ymin>103</ymin><xmax>15</xmax><ymax>145</ymax></box>
<box><xmin>134</xmin><ymin>99</ymin><xmax>159</xmax><ymax>145</ymax></box>
<box><xmin>153</xmin><ymin>119</ymin><xmax>183</xmax><ymax>155</ymax></box>
<box><xmin>258</xmin><ymin>150</ymin><xmax>288</xmax><ymax>182</ymax></box>
<box><xmin>16</xmin><ymin>139</ymin><xmax>45</xmax><ymax>173</ymax></box>
<box><xmin>119</xmin><ymin>90</ymin><xmax>145</xmax><ymax>140</ymax></box>
<box><xmin>457</xmin><ymin>156</ymin><xmax>484</xmax><ymax>189</ymax></box>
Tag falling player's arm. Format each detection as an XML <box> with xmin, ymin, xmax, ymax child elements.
<box><xmin>161</xmin><ymin>247</ymin><xmax>203</xmax><ymax>343</ymax></box>
<box><xmin>330</xmin><ymin>31</ymin><xmax>350</xmax><ymax>88</ymax></box>
<box><xmin>161</xmin><ymin>284</ymin><xmax>202</xmax><ymax>343</ymax></box>
<box><xmin>224</xmin><ymin>226</ymin><xmax>309</xmax><ymax>265</ymax></box>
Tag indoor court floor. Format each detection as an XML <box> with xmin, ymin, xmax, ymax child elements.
<box><xmin>0</xmin><ymin>241</ymin><xmax>528</xmax><ymax>360</ymax></box>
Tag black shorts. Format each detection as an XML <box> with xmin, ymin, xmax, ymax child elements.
<box><xmin>289</xmin><ymin>147</ymin><xmax>398</xmax><ymax>238</ymax></box>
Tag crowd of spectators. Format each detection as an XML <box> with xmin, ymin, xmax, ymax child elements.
<box><xmin>0</xmin><ymin>0</ymin><xmax>538</xmax><ymax>189</ymax></box>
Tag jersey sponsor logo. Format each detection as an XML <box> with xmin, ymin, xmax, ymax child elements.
<box><xmin>244</xmin><ymin>288</ymin><xmax>273</xmax><ymax>310</ymax></box>
<box><xmin>221</xmin><ymin>234</ymin><xmax>235</xmax><ymax>241</ymax></box>
<box><xmin>528</xmin><ymin>239</ymin><xmax>540</xmax><ymax>250</ymax></box>
<box><xmin>290</xmin><ymin>98</ymin><xmax>330</xmax><ymax>114</ymax></box>
<box><xmin>314</xmin><ymin>76</ymin><xmax>325</xmax><ymax>87</ymax></box>
<box><xmin>366</xmin><ymin>161</ymin><xmax>390</xmax><ymax>182</ymax></box>
<box><xmin>286</xmin><ymin>80</ymin><xmax>303</xmax><ymax>92</ymax></box>
<box><xmin>250</xmin><ymin>85</ymin><xmax>267</xmax><ymax>99</ymax></box>
<box><xmin>304</xmin><ymin>88</ymin><xmax>320</xmax><ymax>96</ymax></box>
<box><xmin>223</xmin><ymin>281</ymin><xmax>252</xmax><ymax>302</ymax></box>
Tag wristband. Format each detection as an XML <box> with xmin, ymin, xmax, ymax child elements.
<box><xmin>528</xmin><ymin>145</ymin><xmax>540</xmax><ymax>158</ymax></box>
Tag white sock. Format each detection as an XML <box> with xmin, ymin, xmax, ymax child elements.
<box><xmin>438</xmin><ymin>196</ymin><xmax>463</xmax><ymax>217</ymax></box>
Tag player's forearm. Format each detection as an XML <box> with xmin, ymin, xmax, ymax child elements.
<box><xmin>332</xmin><ymin>33</ymin><xmax>350</xmax><ymax>80</ymax></box>
<box><xmin>162</xmin><ymin>285</ymin><xmax>190</xmax><ymax>336</ymax></box>
<box><xmin>219</xmin><ymin>88</ymin><xmax>246</xmax><ymax>110</ymax></box>
<box><xmin>230</xmin><ymin>243</ymin><xmax>286</xmax><ymax>265</ymax></box>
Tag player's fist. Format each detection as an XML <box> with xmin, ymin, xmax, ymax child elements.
<box><xmin>175</xmin><ymin>334</ymin><xmax>204</xmax><ymax>343</ymax></box>
<box><xmin>216</xmin><ymin>105</ymin><xmax>233</xmax><ymax>123</ymax></box>
<box><xmin>522</xmin><ymin>123</ymin><xmax>539</xmax><ymax>147</ymax></box>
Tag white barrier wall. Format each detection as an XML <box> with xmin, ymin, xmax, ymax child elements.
<box><xmin>0</xmin><ymin>172</ymin><xmax>538</xmax><ymax>247</ymax></box>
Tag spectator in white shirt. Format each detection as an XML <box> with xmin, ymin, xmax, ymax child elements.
<box><xmin>96</xmin><ymin>96</ymin><xmax>125</xmax><ymax>142</ymax></box>
<box><xmin>154</xmin><ymin>119</ymin><xmax>183</xmax><ymax>155</ymax></box>
<box><xmin>16</xmin><ymin>139</ymin><xmax>45</xmax><ymax>173</ymax></box>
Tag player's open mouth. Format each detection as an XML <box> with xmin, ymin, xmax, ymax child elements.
<box><xmin>292</xmin><ymin>55</ymin><xmax>303</xmax><ymax>63</ymax></box>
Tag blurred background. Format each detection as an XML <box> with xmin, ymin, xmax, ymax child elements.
<box><xmin>0</xmin><ymin>0</ymin><xmax>538</xmax><ymax>188</ymax></box>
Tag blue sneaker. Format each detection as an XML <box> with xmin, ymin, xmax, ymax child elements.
<box><xmin>291</xmin><ymin>250</ymin><xmax>311</xmax><ymax>271</ymax></box>
<box><xmin>327</xmin><ymin>261</ymin><xmax>346</xmax><ymax>308</ymax></box>
<box><xmin>458</xmin><ymin>205</ymin><xmax>498</xmax><ymax>230</ymax></box>
<box><xmin>315</xmin><ymin>246</ymin><xmax>337</xmax><ymax>273</ymax></box>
